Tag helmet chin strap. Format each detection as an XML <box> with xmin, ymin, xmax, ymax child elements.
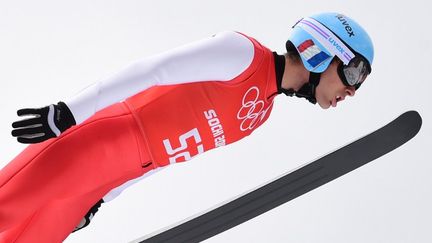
<box><xmin>278</xmin><ymin>72</ymin><xmax>321</xmax><ymax>104</ymax></box>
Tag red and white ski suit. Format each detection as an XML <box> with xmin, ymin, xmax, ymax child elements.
<box><xmin>0</xmin><ymin>31</ymin><xmax>284</xmax><ymax>242</ymax></box>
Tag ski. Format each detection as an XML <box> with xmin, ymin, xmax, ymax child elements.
<box><xmin>131</xmin><ymin>111</ymin><xmax>422</xmax><ymax>243</ymax></box>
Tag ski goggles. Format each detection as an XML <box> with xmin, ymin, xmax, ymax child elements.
<box><xmin>337</xmin><ymin>55</ymin><xmax>371</xmax><ymax>90</ymax></box>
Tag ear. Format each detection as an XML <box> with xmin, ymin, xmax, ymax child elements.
<box><xmin>345</xmin><ymin>86</ymin><xmax>356</xmax><ymax>97</ymax></box>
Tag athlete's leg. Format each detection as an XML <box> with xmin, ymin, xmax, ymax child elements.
<box><xmin>0</xmin><ymin>103</ymin><xmax>153</xmax><ymax>242</ymax></box>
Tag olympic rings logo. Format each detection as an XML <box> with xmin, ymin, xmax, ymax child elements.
<box><xmin>237</xmin><ymin>86</ymin><xmax>271</xmax><ymax>131</ymax></box>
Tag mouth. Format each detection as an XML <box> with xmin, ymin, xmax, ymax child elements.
<box><xmin>331</xmin><ymin>96</ymin><xmax>342</xmax><ymax>108</ymax></box>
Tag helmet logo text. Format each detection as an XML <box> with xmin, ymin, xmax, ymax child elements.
<box><xmin>328</xmin><ymin>37</ymin><xmax>345</xmax><ymax>54</ymax></box>
<box><xmin>336</xmin><ymin>14</ymin><xmax>355</xmax><ymax>37</ymax></box>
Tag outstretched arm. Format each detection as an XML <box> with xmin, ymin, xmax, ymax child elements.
<box><xmin>11</xmin><ymin>31</ymin><xmax>255</xmax><ymax>143</ymax></box>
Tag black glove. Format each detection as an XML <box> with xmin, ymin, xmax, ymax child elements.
<box><xmin>11</xmin><ymin>101</ymin><xmax>76</xmax><ymax>144</ymax></box>
<box><xmin>73</xmin><ymin>199</ymin><xmax>104</xmax><ymax>233</ymax></box>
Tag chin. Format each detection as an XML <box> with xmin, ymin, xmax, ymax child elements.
<box><xmin>316</xmin><ymin>100</ymin><xmax>330</xmax><ymax>109</ymax></box>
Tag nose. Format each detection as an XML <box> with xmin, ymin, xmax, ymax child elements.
<box><xmin>345</xmin><ymin>87</ymin><xmax>356</xmax><ymax>97</ymax></box>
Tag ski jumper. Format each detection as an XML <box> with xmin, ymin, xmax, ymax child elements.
<box><xmin>0</xmin><ymin>31</ymin><xmax>284</xmax><ymax>242</ymax></box>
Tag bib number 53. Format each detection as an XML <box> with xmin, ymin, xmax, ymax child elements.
<box><xmin>163</xmin><ymin>128</ymin><xmax>204</xmax><ymax>164</ymax></box>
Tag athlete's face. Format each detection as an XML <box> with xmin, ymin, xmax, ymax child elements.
<box><xmin>315</xmin><ymin>59</ymin><xmax>356</xmax><ymax>109</ymax></box>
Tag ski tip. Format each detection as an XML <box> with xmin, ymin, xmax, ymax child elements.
<box><xmin>399</xmin><ymin>110</ymin><xmax>422</xmax><ymax>136</ymax></box>
<box><xmin>403</xmin><ymin>110</ymin><xmax>422</xmax><ymax>125</ymax></box>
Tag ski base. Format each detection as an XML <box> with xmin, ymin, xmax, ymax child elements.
<box><xmin>131</xmin><ymin>111</ymin><xmax>422</xmax><ymax>243</ymax></box>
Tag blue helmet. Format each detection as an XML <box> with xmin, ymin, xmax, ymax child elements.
<box><xmin>287</xmin><ymin>12</ymin><xmax>374</xmax><ymax>74</ymax></box>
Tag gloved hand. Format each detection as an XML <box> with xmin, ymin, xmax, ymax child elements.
<box><xmin>11</xmin><ymin>101</ymin><xmax>76</xmax><ymax>144</ymax></box>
